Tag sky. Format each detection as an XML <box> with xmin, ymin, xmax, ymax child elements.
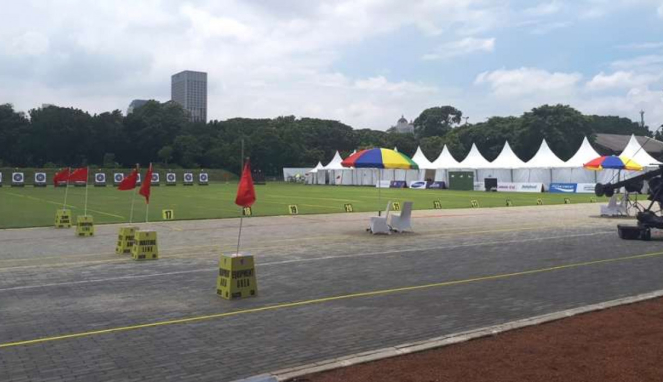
<box><xmin>1</xmin><ymin>0</ymin><xmax>662</xmax><ymax>131</ymax></box>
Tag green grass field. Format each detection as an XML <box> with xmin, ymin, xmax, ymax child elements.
<box><xmin>0</xmin><ymin>183</ymin><xmax>606</xmax><ymax>229</ymax></box>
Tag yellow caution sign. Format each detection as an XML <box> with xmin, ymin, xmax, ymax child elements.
<box><xmin>131</xmin><ymin>230</ymin><xmax>159</xmax><ymax>261</ymax></box>
<box><xmin>506</xmin><ymin>199</ymin><xmax>513</xmax><ymax>207</ymax></box>
<box><xmin>115</xmin><ymin>226</ymin><xmax>137</xmax><ymax>255</ymax></box>
<box><xmin>536</xmin><ymin>198</ymin><xmax>543</xmax><ymax>205</ymax></box>
<box><xmin>564</xmin><ymin>198</ymin><xmax>571</xmax><ymax>204</ymax></box>
<box><xmin>242</xmin><ymin>207</ymin><xmax>252</xmax><ymax>216</ymax></box>
<box><xmin>470</xmin><ymin>200</ymin><xmax>479</xmax><ymax>208</ymax></box>
<box><xmin>55</xmin><ymin>209</ymin><xmax>72</xmax><ymax>228</ymax></box>
<box><xmin>433</xmin><ymin>200</ymin><xmax>442</xmax><ymax>209</ymax></box>
<box><xmin>344</xmin><ymin>203</ymin><xmax>354</xmax><ymax>212</ymax></box>
<box><xmin>216</xmin><ymin>254</ymin><xmax>258</xmax><ymax>300</ymax></box>
<box><xmin>75</xmin><ymin>215</ymin><xmax>94</xmax><ymax>237</ymax></box>
<box><xmin>162</xmin><ymin>209</ymin><xmax>174</xmax><ymax>220</ymax></box>
<box><xmin>590</xmin><ymin>197</ymin><xmax>597</xmax><ymax>203</ymax></box>
<box><xmin>392</xmin><ymin>202</ymin><xmax>401</xmax><ymax>211</ymax></box>
<box><xmin>288</xmin><ymin>205</ymin><xmax>299</xmax><ymax>215</ymax></box>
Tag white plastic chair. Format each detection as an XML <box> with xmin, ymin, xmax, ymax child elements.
<box><xmin>600</xmin><ymin>194</ymin><xmax>627</xmax><ymax>216</ymax></box>
<box><xmin>389</xmin><ymin>201</ymin><xmax>413</xmax><ymax>232</ymax></box>
<box><xmin>370</xmin><ymin>201</ymin><xmax>392</xmax><ymax>235</ymax></box>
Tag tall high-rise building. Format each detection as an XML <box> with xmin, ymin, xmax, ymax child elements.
<box><xmin>171</xmin><ymin>70</ymin><xmax>207</xmax><ymax>122</ymax></box>
<box><xmin>127</xmin><ymin>99</ymin><xmax>149</xmax><ymax>115</ymax></box>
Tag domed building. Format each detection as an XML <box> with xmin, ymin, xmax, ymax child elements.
<box><xmin>391</xmin><ymin>115</ymin><xmax>414</xmax><ymax>134</ymax></box>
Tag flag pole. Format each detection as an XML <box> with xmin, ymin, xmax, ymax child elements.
<box><xmin>62</xmin><ymin>167</ymin><xmax>70</xmax><ymax>210</ymax></box>
<box><xmin>83</xmin><ymin>167</ymin><xmax>89</xmax><ymax>216</ymax></box>
<box><xmin>236</xmin><ymin>213</ymin><xmax>244</xmax><ymax>255</ymax></box>
<box><xmin>145</xmin><ymin>202</ymin><xmax>149</xmax><ymax>223</ymax></box>
<box><xmin>130</xmin><ymin>187</ymin><xmax>136</xmax><ymax>223</ymax></box>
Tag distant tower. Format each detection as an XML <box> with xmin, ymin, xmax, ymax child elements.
<box><xmin>171</xmin><ymin>71</ymin><xmax>208</xmax><ymax>122</ymax></box>
<box><xmin>640</xmin><ymin>110</ymin><xmax>645</xmax><ymax>128</ymax></box>
<box><xmin>127</xmin><ymin>99</ymin><xmax>149</xmax><ymax>115</ymax></box>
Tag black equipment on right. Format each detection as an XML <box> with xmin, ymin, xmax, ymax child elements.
<box><xmin>594</xmin><ymin>165</ymin><xmax>663</xmax><ymax>240</ymax></box>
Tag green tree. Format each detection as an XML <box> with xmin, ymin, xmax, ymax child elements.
<box><xmin>157</xmin><ymin>146</ymin><xmax>174</xmax><ymax>166</ymax></box>
<box><xmin>413</xmin><ymin>106</ymin><xmax>463</xmax><ymax>139</ymax></box>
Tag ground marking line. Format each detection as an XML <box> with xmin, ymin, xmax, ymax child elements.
<box><xmin>0</xmin><ymin>231</ymin><xmax>612</xmax><ymax>292</ymax></box>
<box><xmin>4</xmin><ymin>192</ymin><xmax>125</xmax><ymax>219</ymax></box>
<box><xmin>1</xmin><ymin>248</ymin><xmax>662</xmax><ymax>349</ymax></box>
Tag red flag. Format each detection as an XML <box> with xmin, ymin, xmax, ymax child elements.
<box><xmin>68</xmin><ymin>167</ymin><xmax>88</xmax><ymax>183</ymax></box>
<box><xmin>235</xmin><ymin>161</ymin><xmax>256</xmax><ymax>207</ymax></box>
<box><xmin>118</xmin><ymin>168</ymin><xmax>139</xmax><ymax>190</ymax></box>
<box><xmin>139</xmin><ymin>164</ymin><xmax>153</xmax><ymax>204</ymax></box>
<box><xmin>53</xmin><ymin>168</ymin><xmax>70</xmax><ymax>186</ymax></box>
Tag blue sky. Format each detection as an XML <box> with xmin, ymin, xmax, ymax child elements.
<box><xmin>1</xmin><ymin>0</ymin><xmax>662</xmax><ymax>130</ymax></box>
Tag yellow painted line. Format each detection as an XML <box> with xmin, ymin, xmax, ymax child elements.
<box><xmin>2</xmin><ymin>250</ymin><xmax>662</xmax><ymax>349</ymax></box>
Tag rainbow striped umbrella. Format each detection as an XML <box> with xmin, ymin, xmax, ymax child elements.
<box><xmin>584</xmin><ymin>155</ymin><xmax>643</xmax><ymax>171</ymax></box>
<box><xmin>341</xmin><ymin>148</ymin><xmax>419</xmax><ymax>169</ymax></box>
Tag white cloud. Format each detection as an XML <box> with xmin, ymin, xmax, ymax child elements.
<box><xmin>422</xmin><ymin>37</ymin><xmax>495</xmax><ymax>60</ymax></box>
<box><xmin>474</xmin><ymin>67</ymin><xmax>582</xmax><ymax>98</ymax></box>
<box><xmin>523</xmin><ymin>1</ymin><xmax>562</xmax><ymax>17</ymax></box>
<box><xmin>586</xmin><ymin>71</ymin><xmax>662</xmax><ymax>91</ymax></box>
<box><xmin>617</xmin><ymin>42</ymin><xmax>663</xmax><ymax>50</ymax></box>
<box><xmin>611</xmin><ymin>55</ymin><xmax>663</xmax><ymax>72</ymax></box>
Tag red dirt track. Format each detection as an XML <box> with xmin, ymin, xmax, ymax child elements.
<box><xmin>296</xmin><ymin>297</ymin><xmax>663</xmax><ymax>382</ymax></box>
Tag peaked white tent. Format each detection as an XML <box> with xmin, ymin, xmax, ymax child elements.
<box><xmin>408</xmin><ymin>146</ymin><xmax>436</xmax><ymax>182</ymax></box>
<box><xmin>553</xmin><ymin>137</ymin><xmax>600</xmax><ymax>183</ymax></box>
<box><xmin>306</xmin><ymin>162</ymin><xmax>324</xmax><ymax>184</ymax></box>
<box><xmin>431</xmin><ymin>145</ymin><xmax>461</xmax><ymax>183</ymax></box>
<box><xmin>323</xmin><ymin>151</ymin><xmax>354</xmax><ymax>185</ymax></box>
<box><xmin>477</xmin><ymin>141</ymin><xmax>525</xmax><ymax>183</ymax></box>
<box><xmin>621</xmin><ymin>134</ymin><xmax>662</xmax><ymax>167</ymax></box>
<box><xmin>514</xmin><ymin>139</ymin><xmax>566</xmax><ymax>188</ymax></box>
<box><xmin>457</xmin><ymin>144</ymin><xmax>491</xmax><ymax>169</ymax></box>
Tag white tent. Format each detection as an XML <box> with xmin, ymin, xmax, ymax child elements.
<box><xmin>477</xmin><ymin>141</ymin><xmax>525</xmax><ymax>183</ymax></box>
<box><xmin>323</xmin><ymin>151</ymin><xmax>353</xmax><ymax>185</ymax></box>
<box><xmin>456</xmin><ymin>143</ymin><xmax>491</xmax><ymax>169</ymax></box>
<box><xmin>408</xmin><ymin>146</ymin><xmax>436</xmax><ymax>181</ymax></box>
<box><xmin>514</xmin><ymin>139</ymin><xmax>566</xmax><ymax>188</ymax></box>
<box><xmin>431</xmin><ymin>145</ymin><xmax>461</xmax><ymax>183</ymax></box>
<box><xmin>621</xmin><ymin>134</ymin><xmax>662</xmax><ymax>167</ymax></box>
<box><xmin>307</xmin><ymin>162</ymin><xmax>324</xmax><ymax>184</ymax></box>
<box><xmin>553</xmin><ymin>137</ymin><xmax>600</xmax><ymax>183</ymax></box>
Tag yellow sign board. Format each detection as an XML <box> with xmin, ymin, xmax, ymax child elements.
<box><xmin>242</xmin><ymin>207</ymin><xmax>252</xmax><ymax>216</ymax></box>
<box><xmin>288</xmin><ymin>205</ymin><xmax>299</xmax><ymax>215</ymax></box>
<box><xmin>216</xmin><ymin>254</ymin><xmax>258</xmax><ymax>300</ymax></box>
<box><xmin>55</xmin><ymin>209</ymin><xmax>72</xmax><ymax>228</ymax></box>
<box><xmin>506</xmin><ymin>199</ymin><xmax>513</xmax><ymax>207</ymax></box>
<box><xmin>75</xmin><ymin>215</ymin><xmax>94</xmax><ymax>237</ymax></box>
<box><xmin>590</xmin><ymin>197</ymin><xmax>597</xmax><ymax>203</ymax></box>
<box><xmin>344</xmin><ymin>204</ymin><xmax>353</xmax><ymax>212</ymax></box>
<box><xmin>392</xmin><ymin>202</ymin><xmax>401</xmax><ymax>211</ymax></box>
<box><xmin>132</xmin><ymin>230</ymin><xmax>159</xmax><ymax>261</ymax></box>
<box><xmin>162</xmin><ymin>209</ymin><xmax>174</xmax><ymax>220</ymax></box>
<box><xmin>470</xmin><ymin>200</ymin><xmax>479</xmax><ymax>208</ymax></box>
<box><xmin>536</xmin><ymin>198</ymin><xmax>543</xmax><ymax>205</ymax></box>
<box><xmin>433</xmin><ymin>200</ymin><xmax>442</xmax><ymax>209</ymax></box>
<box><xmin>564</xmin><ymin>198</ymin><xmax>571</xmax><ymax>204</ymax></box>
<box><xmin>116</xmin><ymin>226</ymin><xmax>137</xmax><ymax>255</ymax></box>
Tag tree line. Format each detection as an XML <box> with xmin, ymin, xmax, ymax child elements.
<box><xmin>0</xmin><ymin>101</ymin><xmax>655</xmax><ymax>176</ymax></box>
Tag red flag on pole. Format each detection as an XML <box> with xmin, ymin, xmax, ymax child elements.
<box><xmin>53</xmin><ymin>168</ymin><xmax>70</xmax><ymax>186</ymax></box>
<box><xmin>235</xmin><ymin>161</ymin><xmax>256</xmax><ymax>207</ymax></box>
<box><xmin>139</xmin><ymin>164</ymin><xmax>153</xmax><ymax>204</ymax></box>
<box><xmin>68</xmin><ymin>167</ymin><xmax>88</xmax><ymax>183</ymax></box>
<box><xmin>118</xmin><ymin>168</ymin><xmax>139</xmax><ymax>190</ymax></box>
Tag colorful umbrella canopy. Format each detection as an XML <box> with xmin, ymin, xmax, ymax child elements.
<box><xmin>584</xmin><ymin>155</ymin><xmax>643</xmax><ymax>171</ymax></box>
<box><xmin>341</xmin><ymin>148</ymin><xmax>419</xmax><ymax>169</ymax></box>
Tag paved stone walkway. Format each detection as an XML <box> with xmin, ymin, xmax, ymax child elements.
<box><xmin>1</xmin><ymin>204</ymin><xmax>662</xmax><ymax>381</ymax></box>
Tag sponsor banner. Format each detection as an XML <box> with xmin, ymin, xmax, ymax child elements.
<box><xmin>517</xmin><ymin>183</ymin><xmax>543</xmax><ymax>193</ymax></box>
<box><xmin>496</xmin><ymin>182</ymin><xmax>518</xmax><ymax>192</ymax></box>
<box><xmin>389</xmin><ymin>180</ymin><xmax>407</xmax><ymax>188</ymax></box>
<box><xmin>549</xmin><ymin>183</ymin><xmax>577</xmax><ymax>193</ymax></box>
<box><xmin>576</xmin><ymin>183</ymin><xmax>597</xmax><ymax>193</ymax></box>
<box><xmin>376</xmin><ymin>180</ymin><xmax>391</xmax><ymax>188</ymax></box>
<box><xmin>428</xmin><ymin>181</ymin><xmax>446</xmax><ymax>189</ymax></box>
<box><xmin>408</xmin><ymin>180</ymin><xmax>429</xmax><ymax>189</ymax></box>
<box><xmin>474</xmin><ymin>182</ymin><xmax>485</xmax><ymax>191</ymax></box>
